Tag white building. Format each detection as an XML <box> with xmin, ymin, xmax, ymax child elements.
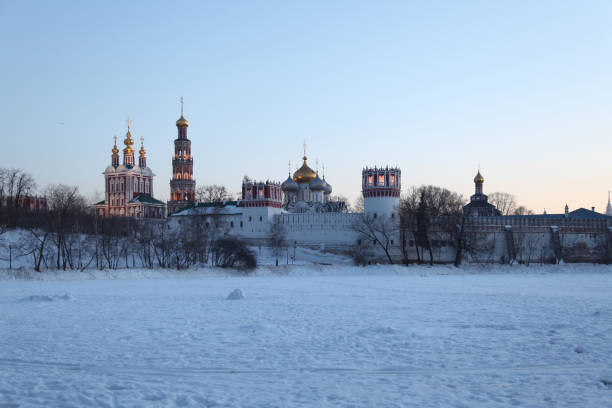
<box><xmin>171</xmin><ymin>151</ymin><xmax>402</xmax><ymax>260</ymax></box>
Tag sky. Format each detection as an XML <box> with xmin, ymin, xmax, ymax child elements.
<box><xmin>1</xmin><ymin>0</ymin><xmax>611</xmax><ymax>213</ymax></box>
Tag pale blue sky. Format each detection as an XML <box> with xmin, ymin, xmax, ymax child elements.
<box><xmin>1</xmin><ymin>1</ymin><xmax>611</xmax><ymax>212</ymax></box>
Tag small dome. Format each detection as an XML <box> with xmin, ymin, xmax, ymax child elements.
<box><xmin>474</xmin><ymin>171</ymin><xmax>484</xmax><ymax>184</ymax></box>
<box><xmin>124</xmin><ymin>130</ymin><xmax>134</xmax><ymax>148</ymax></box>
<box><xmin>293</xmin><ymin>157</ymin><xmax>317</xmax><ymax>184</ymax></box>
<box><xmin>176</xmin><ymin>115</ymin><xmax>189</xmax><ymax>127</ymax></box>
<box><xmin>281</xmin><ymin>175</ymin><xmax>298</xmax><ymax>192</ymax></box>
<box><xmin>310</xmin><ymin>174</ymin><xmax>326</xmax><ymax>192</ymax></box>
<box><xmin>323</xmin><ymin>179</ymin><xmax>332</xmax><ymax>194</ymax></box>
<box><xmin>105</xmin><ymin>165</ymin><xmax>116</xmax><ymax>173</ymax></box>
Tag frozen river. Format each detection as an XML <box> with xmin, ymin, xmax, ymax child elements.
<box><xmin>1</xmin><ymin>268</ymin><xmax>612</xmax><ymax>407</ymax></box>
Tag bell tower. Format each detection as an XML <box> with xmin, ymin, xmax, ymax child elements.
<box><xmin>168</xmin><ymin>97</ymin><xmax>196</xmax><ymax>215</ymax></box>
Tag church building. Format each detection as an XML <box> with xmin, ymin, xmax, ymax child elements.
<box><xmin>94</xmin><ymin>119</ymin><xmax>165</xmax><ymax>218</ymax></box>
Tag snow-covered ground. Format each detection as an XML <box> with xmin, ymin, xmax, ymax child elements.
<box><xmin>1</xmin><ymin>266</ymin><xmax>612</xmax><ymax>407</ymax></box>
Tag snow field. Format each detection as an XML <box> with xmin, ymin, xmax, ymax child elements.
<box><xmin>1</xmin><ymin>270</ymin><xmax>612</xmax><ymax>407</ymax></box>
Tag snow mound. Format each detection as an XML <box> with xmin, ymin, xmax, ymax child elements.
<box><xmin>227</xmin><ymin>288</ymin><xmax>244</xmax><ymax>300</ymax></box>
<box><xmin>18</xmin><ymin>293</ymin><xmax>75</xmax><ymax>302</ymax></box>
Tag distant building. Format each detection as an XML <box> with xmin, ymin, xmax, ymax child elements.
<box><xmin>94</xmin><ymin>119</ymin><xmax>165</xmax><ymax>218</ymax></box>
<box><xmin>463</xmin><ymin>170</ymin><xmax>501</xmax><ymax>217</ymax></box>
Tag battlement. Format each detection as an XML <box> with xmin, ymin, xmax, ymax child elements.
<box><xmin>241</xmin><ymin>180</ymin><xmax>282</xmax><ymax>208</ymax></box>
<box><xmin>362</xmin><ymin>166</ymin><xmax>401</xmax><ymax>198</ymax></box>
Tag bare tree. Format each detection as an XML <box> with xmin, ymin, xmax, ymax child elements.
<box><xmin>0</xmin><ymin>168</ymin><xmax>36</xmax><ymax>227</ymax></box>
<box><xmin>44</xmin><ymin>184</ymin><xmax>87</xmax><ymax>270</ymax></box>
<box><xmin>400</xmin><ymin>185</ymin><xmax>464</xmax><ymax>265</ymax></box>
<box><xmin>352</xmin><ymin>195</ymin><xmax>364</xmax><ymax>213</ymax></box>
<box><xmin>268</xmin><ymin>214</ymin><xmax>287</xmax><ymax>266</ymax></box>
<box><xmin>3</xmin><ymin>168</ymin><xmax>36</xmax><ymax>209</ymax></box>
<box><xmin>352</xmin><ymin>213</ymin><xmax>398</xmax><ymax>264</ymax></box>
<box><xmin>196</xmin><ymin>185</ymin><xmax>231</xmax><ymax>203</ymax></box>
<box><xmin>488</xmin><ymin>192</ymin><xmax>517</xmax><ymax>216</ymax></box>
<box><xmin>513</xmin><ymin>206</ymin><xmax>534</xmax><ymax>216</ymax></box>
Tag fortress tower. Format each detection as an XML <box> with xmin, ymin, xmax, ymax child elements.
<box><xmin>362</xmin><ymin>166</ymin><xmax>401</xmax><ymax>218</ymax></box>
<box><xmin>167</xmin><ymin>98</ymin><xmax>196</xmax><ymax>215</ymax></box>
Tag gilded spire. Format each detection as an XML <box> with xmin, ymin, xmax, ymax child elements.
<box><xmin>112</xmin><ymin>135</ymin><xmax>119</xmax><ymax>155</ymax></box>
<box><xmin>176</xmin><ymin>97</ymin><xmax>189</xmax><ymax>127</ymax></box>
<box><xmin>303</xmin><ymin>139</ymin><xmax>307</xmax><ymax>162</ymax></box>
<box><xmin>123</xmin><ymin>117</ymin><xmax>134</xmax><ymax>152</ymax></box>
<box><xmin>139</xmin><ymin>136</ymin><xmax>146</xmax><ymax>157</ymax></box>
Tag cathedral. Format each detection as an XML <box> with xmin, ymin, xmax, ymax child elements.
<box><xmin>94</xmin><ymin>119</ymin><xmax>165</xmax><ymax>218</ymax></box>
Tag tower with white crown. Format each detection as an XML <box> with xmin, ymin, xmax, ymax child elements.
<box><xmin>362</xmin><ymin>166</ymin><xmax>401</xmax><ymax>218</ymax></box>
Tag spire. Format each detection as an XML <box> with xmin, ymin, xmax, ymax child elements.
<box><xmin>288</xmin><ymin>161</ymin><xmax>291</xmax><ymax>176</ymax></box>
<box><xmin>606</xmin><ymin>191</ymin><xmax>612</xmax><ymax>216</ymax></box>
<box><xmin>322</xmin><ymin>164</ymin><xmax>326</xmax><ymax>179</ymax></box>
<box><xmin>111</xmin><ymin>135</ymin><xmax>119</xmax><ymax>168</ymax></box>
<box><xmin>176</xmin><ymin>97</ymin><xmax>189</xmax><ymax>129</ymax></box>
<box><xmin>473</xmin><ymin>168</ymin><xmax>484</xmax><ymax>195</ymax></box>
<box><xmin>303</xmin><ymin>139</ymin><xmax>307</xmax><ymax>162</ymax></box>
<box><xmin>139</xmin><ymin>136</ymin><xmax>146</xmax><ymax>157</ymax></box>
<box><xmin>123</xmin><ymin>117</ymin><xmax>135</xmax><ymax>168</ymax></box>
<box><xmin>139</xmin><ymin>136</ymin><xmax>147</xmax><ymax>169</ymax></box>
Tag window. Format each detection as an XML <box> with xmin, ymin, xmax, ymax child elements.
<box><xmin>249</xmin><ymin>216</ymin><xmax>252</xmax><ymax>222</ymax></box>
<box><xmin>391</xmin><ymin>213</ymin><xmax>395</xmax><ymax>218</ymax></box>
<box><xmin>390</xmin><ymin>174</ymin><xmax>395</xmax><ymax>185</ymax></box>
<box><xmin>240</xmin><ymin>221</ymin><xmax>243</xmax><ymax>227</ymax></box>
<box><xmin>368</xmin><ymin>175</ymin><xmax>373</xmax><ymax>185</ymax></box>
<box><xmin>378</xmin><ymin>174</ymin><xmax>385</xmax><ymax>185</ymax></box>
<box><xmin>357</xmin><ymin>239</ymin><xmax>362</xmax><ymax>246</ymax></box>
<box><xmin>374</xmin><ymin>213</ymin><xmax>377</xmax><ymax>218</ymax></box>
<box><xmin>259</xmin><ymin>216</ymin><xmax>263</xmax><ymax>222</ymax></box>
<box><xmin>230</xmin><ymin>221</ymin><xmax>234</xmax><ymax>227</ymax></box>
<box><xmin>259</xmin><ymin>189</ymin><xmax>263</xmax><ymax>198</ymax></box>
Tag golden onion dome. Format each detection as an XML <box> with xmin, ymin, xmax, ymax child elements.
<box><xmin>139</xmin><ymin>145</ymin><xmax>146</xmax><ymax>157</ymax></box>
<box><xmin>474</xmin><ymin>171</ymin><xmax>484</xmax><ymax>184</ymax></box>
<box><xmin>112</xmin><ymin>145</ymin><xmax>119</xmax><ymax>155</ymax></box>
<box><xmin>124</xmin><ymin>130</ymin><xmax>134</xmax><ymax>148</ymax></box>
<box><xmin>293</xmin><ymin>156</ymin><xmax>317</xmax><ymax>184</ymax></box>
<box><xmin>176</xmin><ymin>115</ymin><xmax>189</xmax><ymax>127</ymax></box>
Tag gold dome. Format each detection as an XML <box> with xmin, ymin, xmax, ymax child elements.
<box><xmin>293</xmin><ymin>156</ymin><xmax>317</xmax><ymax>184</ymax></box>
<box><xmin>124</xmin><ymin>130</ymin><xmax>134</xmax><ymax>148</ymax></box>
<box><xmin>176</xmin><ymin>115</ymin><xmax>189</xmax><ymax>127</ymax></box>
<box><xmin>112</xmin><ymin>145</ymin><xmax>119</xmax><ymax>155</ymax></box>
<box><xmin>474</xmin><ymin>171</ymin><xmax>484</xmax><ymax>184</ymax></box>
<box><xmin>139</xmin><ymin>145</ymin><xmax>146</xmax><ymax>157</ymax></box>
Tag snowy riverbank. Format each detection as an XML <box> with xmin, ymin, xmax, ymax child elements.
<box><xmin>2</xmin><ymin>270</ymin><xmax>612</xmax><ymax>407</ymax></box>
<box><xmin>1</xmin><ymin>262</ymin><xmax>612</xmax><ymax>282</ymax></box>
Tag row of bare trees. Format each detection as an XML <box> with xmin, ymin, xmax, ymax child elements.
<box><xmin>350</xmin><ymin>186</ymin><xmax>533</xmax><ymax>266</ymax></box>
